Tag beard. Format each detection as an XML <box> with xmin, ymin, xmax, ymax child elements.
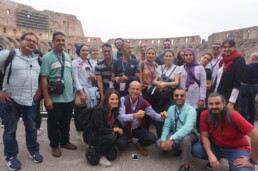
<box><xmin>210</xmin><ymin>107</ymin><xmax>227</xmax><ymax>121</ymax></box>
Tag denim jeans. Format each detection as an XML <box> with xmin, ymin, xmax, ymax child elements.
<box><xmin>192</xmin><ymin>141</ymin><xmax>254</xmax><ymax>171</ymax></box>
<box><xmin>3</xmin><ymin>100</ymin><xmax>39</xmax><ymax>158</ymax></box>
<box><xmin>239</xmin><ymin>85</ymin><xmax>258</xmax><ymax>125</ymax></box>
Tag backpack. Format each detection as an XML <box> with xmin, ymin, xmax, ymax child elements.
<box><xmin>3</xmin><ymin>50</ymin><xmax>42</xmax><ymax>85</ymax></box>
<box><xmin>77</xmin><ymin>107</ymin><xmax>98</xmax><ymax>145</ymax></box>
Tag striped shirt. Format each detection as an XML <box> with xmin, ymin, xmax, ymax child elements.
<box><xmin>95</xmin><ymin>59</ymin><xmax>116</xmax><ymax>92</ymax></box>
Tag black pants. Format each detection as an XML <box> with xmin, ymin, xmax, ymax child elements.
<box><xmin>35</xmin><ymin>100</ymin><xmax>41</xmax><ymax>129</ymax></box>
<box><xmin>116</xmin><ymin>128</ymin><xmax>156</xmax><ymax>148</ymax></box>
<box><xmin>98</xmin><ymin>134</ymin><xmax>117</xmax><ymax>161</ymax></box>
<box><xmin>47</xmin><ymin>101</ymin><xmax>73</xmax><ymax>148</ymax></box>
<box><xmin>74</xmin><ymin>105</ymin><xmax>86</xmax><ymax>131</ymax></box>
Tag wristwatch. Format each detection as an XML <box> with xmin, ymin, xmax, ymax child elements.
<box><xmin>249</xmin><ymin>158</ymin><xmax>258</xmax><ymax>165</ymax></box>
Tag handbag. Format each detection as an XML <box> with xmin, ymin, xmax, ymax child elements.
<box><xmin>48</xmin><ymin>53</ymin><xmax>65</xmax><ymax>94</ymax></box>
<box><xmin>74</xmin><ymin>91</ymin><xmax>86</xmax><ymax>107</ymax></box>
<box><xmin>86</xmin><ymin>146</ymin><xmax>100</xmax><ymax>166</ymax></box>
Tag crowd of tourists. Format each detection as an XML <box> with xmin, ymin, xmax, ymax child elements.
<box><xmin>0</xmin><ymin>31</ymin><xmax>258</xmax><ymax>171</ymax></box>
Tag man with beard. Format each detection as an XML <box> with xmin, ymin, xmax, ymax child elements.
<box><xmin>112</xmin><ymin>38</ymin><xmax>124</xmax><ymax>59</ymax></box>
<box><xmin>139</xmin><ymin>42</ymin><xmax>147</xmax><ymax>62</ymax></box>
<box><xmin>192</xmin><ymin>93</ymin><xmax>258</xmax><ymax>171</ymax></box>
<box><xmin>157</xmin><ymin>88</ymin><xmax>198</xmax><ymax>171</ymax></box>
<box><xmin>111</xmin><ymin>42</ymin><xmax>140</xmax><ymax>96</ymax></box>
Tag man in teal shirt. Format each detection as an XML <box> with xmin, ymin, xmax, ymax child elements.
<box><xmin>41</xmin><ymin>32</ymin><xmax>77</xmax><ymax>157</ymax></box>
<box><xmin>157</xmin><ymin>88</ymin><xmax>198</xmax><ymax>171</ymax></box>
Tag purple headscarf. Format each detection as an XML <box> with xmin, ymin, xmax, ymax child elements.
<box><xmin>184</xmin><ymin>48</ymin><xmax>199</xmax><ymax>91</ymax></box>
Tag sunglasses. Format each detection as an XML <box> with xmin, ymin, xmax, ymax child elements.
<box><xmin>212</xmin><ymin>46</ymin><xmax>220</xmax><ymax>50</ymax></box>
<box><xmin>174</xmin><ymin>94</ymin><xmax>185</xmax><ymax>97</ymax></box>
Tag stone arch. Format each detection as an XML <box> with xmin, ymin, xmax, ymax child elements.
<box><xmin>38</xmin><ymin>41</ymin><xmax>51</xmax><ymax>55</ymax></box>
<box><xmin>6</xmin><ymin>37</ymin><xmax>19</xmax><ymax>48</ymax></box>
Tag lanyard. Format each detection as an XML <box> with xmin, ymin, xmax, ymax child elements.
<box><xmin>210</xmin><ymin>56</ymin><xmax>221</xmax><ymax>72</ymax></box>
<box><xmin>130</xmin><ymin>98</ymin><xmax>138</xmax><ymax>113</ymax></box>
<box><xmin>54</xmin><ymin>51</ymin><xmax>65</xmax><ymax>66</ymax></box>
<box><xmin>87</xmin><ymin>59</ymin><xmax>93</xmax><ymax>69</ymax></box>
<box><xmin>146</xmin><ymin>63</ymin><xmax>156</xmax><ymax>83</ymax></box>
<box><xmin>174</xmin><ymin>107</ymin><xmax>182</xmax><ymax>132</ymax></box>
<box><xmin>122</xmin><ymin>61</ymin><xmax>128</xmax><ymax>73</ymax></box>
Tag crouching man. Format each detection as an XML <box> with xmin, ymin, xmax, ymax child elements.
<box><xmin>117</xmin><ymin>81</ymin><xmax>167</xmax><ymax>156</ymax></box>
<box><xmin>192</xmin><ymin>93</ymin><xmax>258</xmax><ymax>171</ymax></box>
<box><xmin>157</xmin><ymin>88</ymin><xmax>198</xmax><ymax>171</ymax></box>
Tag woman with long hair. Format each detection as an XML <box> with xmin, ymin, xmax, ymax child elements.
<box><xmin>180</xmin><ymin>48</ymin><xmax>206</xmax><ymax>109</ymax></box>
<box><xmin>92</xmin><ymin>90</ymin><xmax>123</xmax><ymax>166</ymax></box>
<box><xmin>214</xmin><ymin>38</ymin><xmax>246</xmax><ymax>110</ymax></box>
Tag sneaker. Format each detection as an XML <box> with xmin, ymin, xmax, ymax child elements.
<box><xmin>206</xmin><ymin>162</ymin><xmax>216</xmax><ymax>170</ymax></box>
<box><xmin>99</xmin><ymin>156</ymin><xmax>111</xmax><ymax>167</ymax></box>
<box><xmin>1</xmin><ymin>120</ymin><xmax>4</xmax><ymax>128</ymax></box>
<box><xmin>6</xmin><ymin>157</ymin><xmax>21</xmax><ymax>171</ymax></box>
<box><xmin>206</xmin><ymin>158</ymin><xmax>229</xmax><ymax>170</ymax></box>
<box><xmin>37</xmin><ymin>128</ymin><xmax>43</xmax><ymax>136</ymax></box>
<box><xmin>135</xmin><ymin>142</ymin><xmax>148</xmax><ymax>156</ymax></box>
<box><xmin>61</xmin><ymin>142</ymin><xmax>77</xmax><ymax>150</ymax></box>
<box><xmin>178</xmin><ymin>165</ymin><xmax>190</xmax><ymax>171</ymax></box>
<box><xmin>30</xmin><ymin>153</ymin><xmax>43</xmax><ymax>163</ymax></box>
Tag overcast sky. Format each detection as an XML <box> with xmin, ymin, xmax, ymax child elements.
<box><xmin>13</xmin><ymin>0</ymin><xmax>258</xmax><ymax>42</ymax></box>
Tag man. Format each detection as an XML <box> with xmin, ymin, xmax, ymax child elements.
<box><xmin>192</xmin><ymin>93</ymin><xmax>258</xmax><ymax>171</ymax></box>
<box><xmin>111</xmin><ymin>42</ymin><xmax>140</xmax><ymax>96</ymax></box>
<box><xmin>95</xmin><ymin>43</ymin><xmax>116</xmax><ymax>100</ymax></box>
<box><xmin>117</xmin><ymin>81</ymin><xmax>167</xmax><ymax>156</ymax></box>
<box><xmin>206</xmin><ymin>43</ymin><xmax>222</xmax><ymax>89</ymax></box>
<box><xmin>0</xmin><ymin>32</ymin><xmax>43</xmax><ymax>170</ymax></box>
<box><xmin>155</xmin><ymin>39</ymin><xmax>172</xmax><ymax>65</ymax></box>
<box><xmin>127</xmin><ymin>41</ymin><xmax>137</xmax><ymax>60</ymax></box>
<box><xmin>239</xmin><ymin>52</ymin><xmax>258</xmax><ymax>125</ymax></box>
<box><xmin>112</xmin><ymin>38</ymin><xmax>124</xmax><ymax>59</ymax></box>
<box><xmin>41</xmin><ymin>31</ymin><xmax>77</xmax><ymax>157</ymax></box>
<box><xmin>157</xmin><ymin>88</ymin><xmax>198</xmax><ymax>171</ymax></box>
<box><xmin>139</xmin><ymin>42</ymin><xmax>147</xmax><ymax>61</ymax></box>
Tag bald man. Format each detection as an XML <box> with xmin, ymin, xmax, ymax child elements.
<box><xmin>239</xmin><ymin>52</ymin><xmax>258</xmax><ymax>125</ymax></box>
<box><xmin>117</xmin><ymin>81</ymin><xmax>167</xmax><ymax>156</ymax></box>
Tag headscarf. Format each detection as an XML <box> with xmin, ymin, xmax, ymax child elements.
<box><xmin>219</xmin><ymin>50</ymin><xmax>242</xmax><ymax>72</ymax></box>
<box><xmin>75</xmin><ymin>43</ymin><xmax>87</xmax><ymax>57</ymax></box>
<box><xmin>184</xmin><ymin>48</ymin><xmax>199</xmax><ymax>90</ymax></box>
<box><xmin>145</xmin><ymin>47</ymin><xmax>156</xmax><ymax>66</ymax></box>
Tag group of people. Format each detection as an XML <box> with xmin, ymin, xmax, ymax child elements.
<box><xmin>0</xmin><ymin>31</ymin><xmax>258</xmax><ymax>171</ymax></box>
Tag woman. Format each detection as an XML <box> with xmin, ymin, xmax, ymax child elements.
<box><xmin>153</xmin><ymin>49</ymin><xmax>181</xmax><ymax>112</ymax></box>
<box><xmin>215</xmin><ymin>39</ymin><xmax>246</xmax><ymax>110</ymax></box>
<box><xmin>180</xmin><ymin>48</ymin><xmax>206</xmax><ymax>109</ymax></box>
<box><xmin>173</xmin><ymin>50</ymin><xmax>185</xmax><ymax>66</ymax></box>
<box><xmin>140</xmin><ymin>47</ymin><xmax>158</xmax><ymax>96</ymax></box>
<box><xmin>72</xmin><ymin>44</ymin><xmax>99</xmax><ymax>140</ymax></box>
<box><xmin>199</xmin><ymin>53</ymin><xmax>213</xmax><ymax>92</ymax></box>
<box><xmin>88</xmin><ymin>45</ymin><xmax>99</xmax><ymax>69</ymax></box>
<box><xmin>92</xmin><ymin>90</ymin><xmax>123</xmax><ymax>166</ymax></box>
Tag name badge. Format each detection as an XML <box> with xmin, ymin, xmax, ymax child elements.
<box><xmin>131</xmin><ymin>65</ymin><xmax>135</xmax><ymax>68</ymax></box>
<box><xmin>120</xmin><ymin>82</ymin><xmax>126</xmax><ymax>91</ymax></box>
<box><xmin>109</xmin><ymin>81</ymin><xmax>114</xmax><ymax>89</ymax></box>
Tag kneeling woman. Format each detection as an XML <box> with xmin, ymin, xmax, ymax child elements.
<box><xmin>92</xmin><ymin>90</ymin><xmax>123</xmax><ymax>166</ymax></box>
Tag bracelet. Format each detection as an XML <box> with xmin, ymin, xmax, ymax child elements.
<box><xmin>249</xmin><ymin>158</ymin><xmax>258</xmax><ymax>165</ymax></box>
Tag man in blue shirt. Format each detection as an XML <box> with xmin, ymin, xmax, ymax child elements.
<box><xmin>157</xmin><ymin>88</ymin><xmax>198</xmax><ymax>171</ymax></box>
<box><xmin>111</xmin><ymin>42</ymin><xmax>140</xmax><ymax>96</ymax></box>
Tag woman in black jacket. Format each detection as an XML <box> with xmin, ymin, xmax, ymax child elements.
<box><xmin>92</xmin><ymin>90</ymin><xmax>123</xmax><ymax>166</ymax></box>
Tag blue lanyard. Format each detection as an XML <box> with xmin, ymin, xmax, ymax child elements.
<box><xmin>122</xmin><ymin>61</ymin><xmax>128</xmax><ymax>73</ymax></box>
<box><xmin>146</xmin><ymin>64</ymin><xmax>156</xmax><ymax>83</ymax></box>
<box><xmin>210</xmin><ymin>56</ymin><xmax>221</xmax><ymax>72</ymax></box>
<box><xmin>174</xmin><ymin>107</ymin><xmax>182</xmax><ymax>131</ymax></box>
<box><xmin>54</xmin><ymin>51</ymin><xmax>65</xmax><ymax>66</ymax></box>
<box><xmin>87</xmin><ymin>59</ymin><xmax>93</xmax><ymax>69</ymax></box>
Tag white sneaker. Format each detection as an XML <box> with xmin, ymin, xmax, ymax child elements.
<box><xmin>219</xmin><ymin>158</ymin><xmax>229</xmax><ymax>171</ymax></box>
<box><xmin>37</xmin><ymin>128</ymin><xmax>43</xmax><ymax>136</ymax></box>
<box><xmin>99</xmin><ymin>156</ymin><xmax>111</xmax><ymax>167</ymax></box>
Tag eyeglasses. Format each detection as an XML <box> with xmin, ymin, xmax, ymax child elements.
<box><xmin>24</xmin><ymin>38</ymin><xmax>37</xmax><ymax>45</ymax></box>
<box><xmin>164</xmin><ymin>43</ymin><xmax>171</xmax><ymax>46</ymax></box>
<box><xmin>103</xmin><ymin>50</ymin><xmax>111</xmax><ymax>53</ymax></box>
<box><xmin>174</xmin><ymin>94</ymin><xmax>185</xmax><ymax>97</ymax></box>
<box><xmin>212</xmin><ymin>46</ymin><xmax>220</xmax><ymax>50</ymax></box>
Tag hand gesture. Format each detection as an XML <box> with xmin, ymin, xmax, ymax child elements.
<box><xmin>0</xmin><ymin>91</ymin><xmax>11</xmax><ymax>103</ymax></box>
<box><xmin>134</xmin><ymin>110</ymin><xmax>145</xmax><ymax>119</ymax></box>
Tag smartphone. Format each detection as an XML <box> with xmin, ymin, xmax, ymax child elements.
<box><xmin>132</xmin><ymin>154</ymin><xmax>138</xmax><ymax>160</ymax></box>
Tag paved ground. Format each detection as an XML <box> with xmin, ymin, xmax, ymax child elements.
<box><xmin>0</xmin><ymin>119</ymin><xmax>257</xmax><ymax>171</ymax></box>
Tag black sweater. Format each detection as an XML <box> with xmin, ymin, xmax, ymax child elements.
<box><xmin>217</xmin><ymin>57</ymin><xmax>246</xmax><ymax>101</ymax></box>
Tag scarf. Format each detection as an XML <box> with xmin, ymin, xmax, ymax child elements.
<box><xmin>184</xmin><ymin>48</ymin><xmax>199</xmax><ymax>90</ymax></box>
<box><xmin>219</xmin><ymin>50</ymin><xmax>242</xmax><ymax>72</ymax></box>
<box><xmin>124</xmin><ymin>95</ymin><xmax>146</xmax><ymax>137</ymax></box>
